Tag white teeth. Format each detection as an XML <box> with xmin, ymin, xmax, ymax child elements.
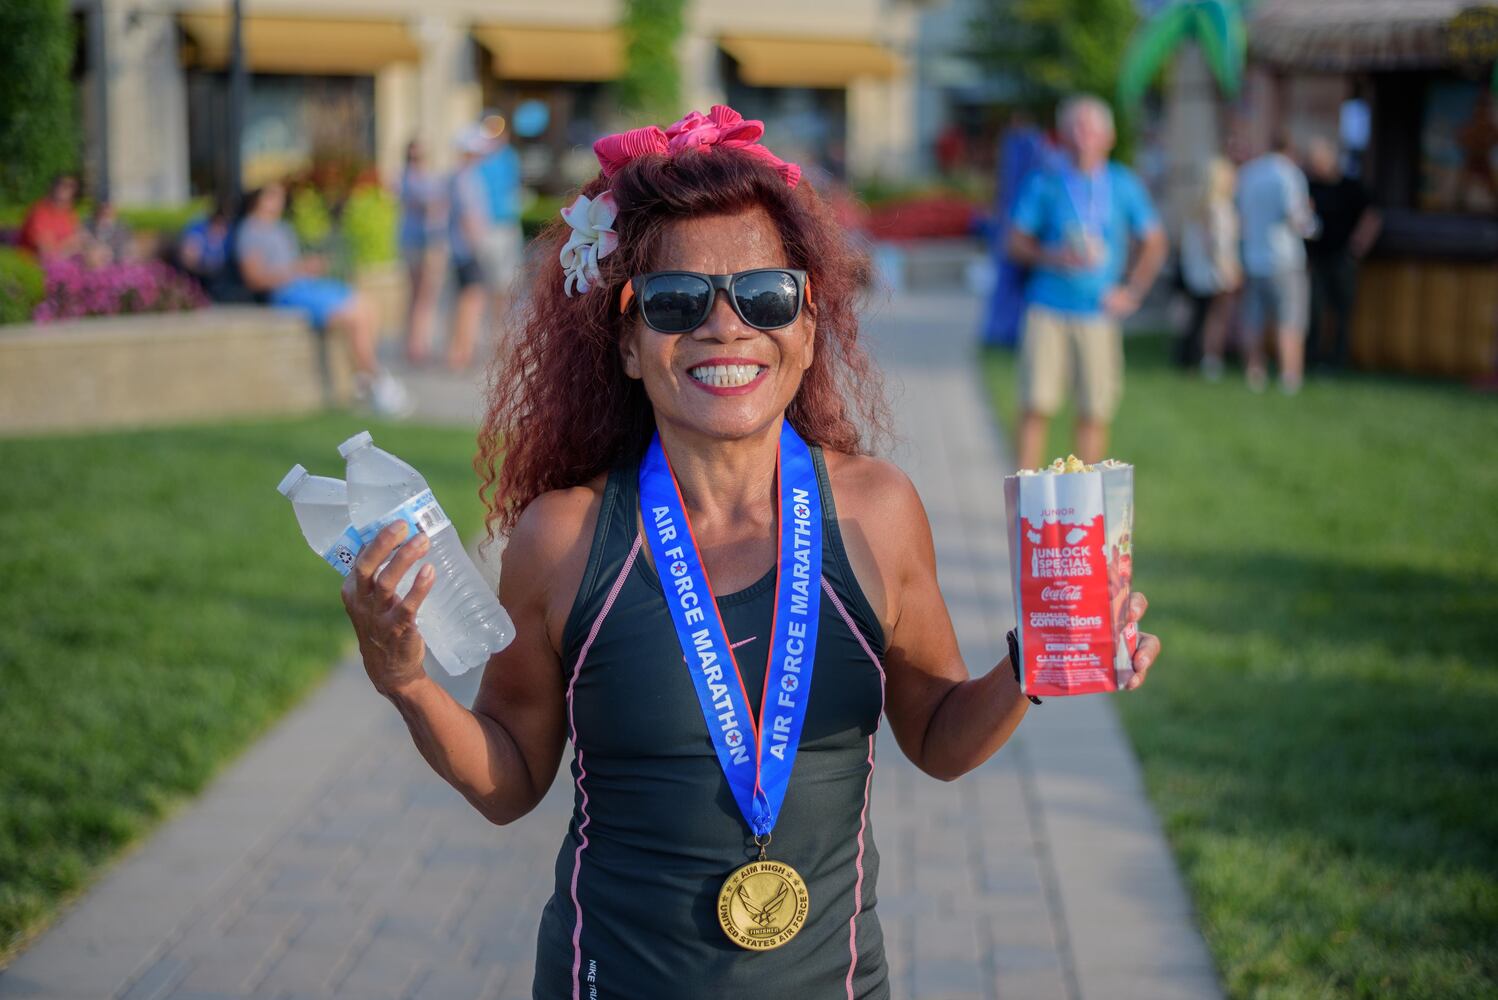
<box><xmin>688</xmin><ymin>363</ymin><xmax>763</xmax><ymax>388</ymax></box>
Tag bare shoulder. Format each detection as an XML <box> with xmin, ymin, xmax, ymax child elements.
<box><xmin>507</xmin><ymin>475</ymin><xmax>606</xmax><ymax>563</ymax></box>
<box><xmin>822</xmin><ymin>450</ymin><xmax>924</xmax><ymax>525</ymax></box>
<box><xmin>502</xmin><ymin>474</ymin><xmax>608</xmax><ymax>650</ymax></box>
<box><xmin>820</xmin><ymin>451</ymin><xmax>930</xmax><ymax>637</ymax></box>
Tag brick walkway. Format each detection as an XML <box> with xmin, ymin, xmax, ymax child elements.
<box><xmin>0</xmin><ymin>293</ymin><xmax>1220</xmax><ymax>1000</ymax></box>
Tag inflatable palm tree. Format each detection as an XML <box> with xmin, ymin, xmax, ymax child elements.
<box><xmin>1117</xmin><ymin>0</ymin><xmax>1247</xmax><ymax>112</ymax></box>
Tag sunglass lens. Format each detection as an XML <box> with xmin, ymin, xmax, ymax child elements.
<box><xmin>733</xmin><ymin>271</ymin><xmax>800</xmax><ymax>329</ymax></box>
<box><xmin>641</xmin><ymin>274</ymin><xmax>712</xmax><ymax>333</ymax></box>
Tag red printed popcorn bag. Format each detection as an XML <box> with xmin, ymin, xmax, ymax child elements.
<box><xmin>1004</xmin><ymin>456</ymin><xmax>1137</xmax><ymax>697</ymax></box>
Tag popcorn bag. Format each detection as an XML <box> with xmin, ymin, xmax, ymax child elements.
<box><xmin>1004</xmin><ymin>457</ymin><xmax>1137</xmax><ymax>697</ymax></box>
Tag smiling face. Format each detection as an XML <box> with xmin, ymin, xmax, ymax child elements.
<box><xmin>620</xmin><ymin>207</ymin><xmax>814</xmax><ymax>445</ymax></box>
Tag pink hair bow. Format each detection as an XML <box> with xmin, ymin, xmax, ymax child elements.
<box><xmin>592</xmin><ymin>104</ymin><xmax>801</xmax><ymax>188</ymax></box>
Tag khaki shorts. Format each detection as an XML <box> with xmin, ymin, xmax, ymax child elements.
<box><xmin>1241</xmin><ymin>269</ymin><xmax>1310</xmax><ymax>340</ymax></box>
<box><xmin>1018</xmin><ymin>305</ymin><xmax>1123</xmax><ymax>421</ymax></box>
<box><xmin>477</xmin><ymin>222</ymin><xmax>523</xmax><ymax>295</ymax></box>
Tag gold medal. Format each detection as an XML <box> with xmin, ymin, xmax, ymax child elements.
<box><xmin>717</xmin><ymin>858</ymin><xmax>810</xmax><ymax>951</ymax></box>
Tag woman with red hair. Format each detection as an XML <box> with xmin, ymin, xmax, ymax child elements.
<box><xmin>341</xmin><ymin>106</ymin><xmax>1161</xmax><ymax>998</ymax></box>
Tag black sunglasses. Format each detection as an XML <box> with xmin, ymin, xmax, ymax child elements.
<box><xmin>620</xmin><ymin>268</ymin><xmax>810</xmax><ymax>334</ymax></box>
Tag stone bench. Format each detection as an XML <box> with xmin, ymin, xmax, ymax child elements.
<box><xmin>0</xmin><ymin>307</ymin><xmax>353</xmax><ymax>435</ymax></box>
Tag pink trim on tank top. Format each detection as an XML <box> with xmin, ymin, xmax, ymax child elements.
<box><xmin>567</xmin><ymin>535</ymin><xmax>642</xmax><ymax>1000</ymax></box>
<box><xmin>821</xmin><ymin>577</ymin><xmax>887</xmax><ymax>999</ymax></box>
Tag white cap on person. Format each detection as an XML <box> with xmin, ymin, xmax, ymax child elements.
<box><xmin>454</xmin><ymin>123</ymin><xmax>493</xmax><ymax>156</ymax></box>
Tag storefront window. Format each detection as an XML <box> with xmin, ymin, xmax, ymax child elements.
<box><xmin>480</xmin><ymin>80</ymin><xmax>609</xmax><ymax>195</ymax></box>
<box><xmin>1419</xmin><ymin>78</ymin><xmax>1498</xmax><ymax>213</ymax></box>
<box><xmin>187</xmin><ymin>72</ymin><xmax>375</xmax><ymax>197</ymax></box>
<box><xmin>724</xmin><ymin>80</ymin><xmax>848</xmax><ymax>179</ymax></box>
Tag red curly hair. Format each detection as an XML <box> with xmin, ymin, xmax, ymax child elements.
<box><xmin>476</xmin><ymin>148</ymin><xmax>890</xmax><ymax>538</ymax></box>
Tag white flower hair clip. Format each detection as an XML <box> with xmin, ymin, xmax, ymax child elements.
<box><xmin>558</xmin><ymin>191</ymin><xmax>619</xmax><ymax>296</ymax></box>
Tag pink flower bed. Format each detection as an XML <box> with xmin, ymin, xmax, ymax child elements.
<box><xmin>34</xmin><ymin>258</ymin><xmax>208</xmax><ymax>323</ymax></box>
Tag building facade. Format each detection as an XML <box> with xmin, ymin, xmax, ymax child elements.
<box><xmin>75</xmin><ymin>0</ymin><xmax>928</xmax><ymax>204</ymax></box>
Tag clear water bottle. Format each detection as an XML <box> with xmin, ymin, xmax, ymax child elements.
<box><xmin>337</xmin><ymin>431</ymin><xmax>514</xmax><ymax>675</ymax></box>
<box><xmin>276</xmin><ymin>463</ymin><xmax>465</xmax><ymax>672</ymax></box>
<box><xmin>276</xmin><ymin>465</ymin><xmax>365</xmax><ymax>576</ymax></box>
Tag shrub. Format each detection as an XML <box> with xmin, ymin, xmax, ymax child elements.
<box><xmin>117</xmin><ymin>201</ymin><xmax>211</xmax><ymax>238</ymax></box>
<box><xmin>34</xmin><ymin>258</ymin><xmax>208</xmax><ymax>323</ymax></box>
<box><xmin>0</xmin><ymin>248</ymin><xmax>45</xmax><ymax>324</ymax></box>
<box><xmin>341</xmin><ymin>184</ymin><xmax>398</xmax><ymax>270</ymax></box>
<box><xmin>617</xmin><ymin>0</ymin><xmax>686</xmax><ymax>125</ymax></box>
<box><xmin>521</xmin><ymin>193</ymin><xmax>565</xmax><ymax>241</ymax></box>
<box><xmin>864</xmin><ymin>194</ymin><xmax>982</xmax><ymax>241</ymax></box>
<box><xmin>0</xmin><ymin>0</ymin><xmax>75</xmax><ymax>205</ymax></box>
<box><xmin>290</xmin><ymin>187</ymin><xmax>332</xmax><ymax>250</ymax></box>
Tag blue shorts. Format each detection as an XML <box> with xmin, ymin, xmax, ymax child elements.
<box><xmin>271</xmin><ymin>278</ymin><xmax>354</xmax><ymax>332</ymax></box>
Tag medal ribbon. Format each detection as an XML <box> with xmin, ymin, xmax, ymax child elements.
<box><xmin>639</xmin><ymin>421</ymin><xmax>823</xmax><ymax>839</ymax></box>
<box><xmin>1062</xmin><ymin>164</ymin><xmax>1111</xmax><ymax>240</ymax></box>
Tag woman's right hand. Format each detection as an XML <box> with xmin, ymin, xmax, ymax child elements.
<box><xmin>341</xmin><ymin>522</ymin><xmax>436</xmax><ymax>697</ymax></box>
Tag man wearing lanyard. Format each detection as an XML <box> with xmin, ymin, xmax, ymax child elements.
<box><xmin>1007</xmin><ymin>95</ymin><xmax>1167</xmax><ymax>472</ymax></box>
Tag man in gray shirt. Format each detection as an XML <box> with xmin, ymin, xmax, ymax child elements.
<box><xmin>236</xmin><ymin>183</ymin><xmax>410</xmax><ymax>416</ymax></box>
<box><xmin>1235</xmin><ymin>134</ymin><xmax>1314</xmax><ymax>394</ymax></box>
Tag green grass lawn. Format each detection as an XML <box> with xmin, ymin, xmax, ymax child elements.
<box><xmin>0</xmin><ymin>414</ymin><xmax>485</xmax><ymax>962</ymax></box>
<box><xmin>985</xmin><ymin>338</ymin><xmax>1498</xmax><ymax>999</ymax></box>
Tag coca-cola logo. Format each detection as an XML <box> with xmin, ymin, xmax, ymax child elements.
<box><xmin>1041</xmin><ymin>584</ymin><xmax>1084</xmax><ymax>602</ymax></box>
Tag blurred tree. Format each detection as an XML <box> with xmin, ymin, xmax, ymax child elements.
<box><xmin>0</xmin><ymin>0</ymin><xmax>77</xmax><ymax>205</ymax></box>
<box><xmin>968</xmin><ymin>0</ymin><xmax>1139</xmax><ymax>154</ymax></box>
<box><xmin>617</xmin><ymin>0</ymin><xmax>686</xmax><ymax>125</ymax></box>
<box><xmin>1117</xmin><ymin>0</ymin><xmax>1246</xmax><ymax>113</ymax></box>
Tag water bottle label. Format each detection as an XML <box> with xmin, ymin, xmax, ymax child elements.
<box><xmin>321</xmin><ymin>526</ymin><xmax>364</xmax><ymax>577</ymax></box>
<box><xmin>359</xmin><ymin>489</ymin><xmax>453</xmax><ymax>544</ymax></box>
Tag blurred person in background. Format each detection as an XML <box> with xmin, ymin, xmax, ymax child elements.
<box><xmin>1180</xmin><ymin>157</ymin><xmax>1242</xmax><ymax>377</ymax></box>
<box><xmin>474</xmin><ymin>113</ymin><xmax>524</xmax><ymax>331</ymax></box>
<box><xmin>399</xmin><ymin>139</ymin><xmax>447</xmax><ymax>364</ymax></box>
<box><xmin>1006</xmin><ymin>95</ymin><xmax>1166</xmax><ymax>471</ymax></box>
<box><xmin>446</xmin><ymin>125</ymin><xmax>494</xmax><ymax>371</ymax></box>
<box><xmin>1236</xmin><ymin>133</ymin><xmax>1315</xmax><ymax>394</ymax></box>
<box><xmin>85</xmin><ymin>201</ymin><xmax>134</xmax><ymax>265</ymax></box>
<box><xmin>1305</xmin><ymin>136</ymin><xmax>1381</xmax><ymax>372</ymax></box>
<box><xmin>19</xmin><ymin>174</ymin><xmax>83</xmax><ymax>260</ymax></box>
<box><xmin>982</xmin><ymin>111</ymin><xmax>1052</xmax><ymax>349</ymax></box>
<box><xmin>178</xmin><ymin>202</ymin><xmax>234</xmax><ymax>300</ymax></box>
<box><xmin>236</xmin><ymin>182</ymin><xmax>411</xmax><ymax>416</ymax></box>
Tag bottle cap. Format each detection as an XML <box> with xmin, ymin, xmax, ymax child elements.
<box><xmin>276</xmin><ymin>464</ymin><xmax>309</xmax><ymax>497</ymax></box>
<box><xmin>337</xmin><ymin>430</ymin><xmax>373</xmax><ymax>458</ymax></box>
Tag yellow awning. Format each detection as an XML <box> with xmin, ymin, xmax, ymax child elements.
<box><xmin>719</xmin><ymin>36</ymin><xmax>902</xmax><ymax>88</ymax></box>
<box><xmin>472</xmin><ymin>26</ymin><xmax>624</xmax><ymax>82</ymax></box>
<box><xmin>179</xmin><ymin>13</ymin><xmax>419</xmax><ymax>75</ymax></box>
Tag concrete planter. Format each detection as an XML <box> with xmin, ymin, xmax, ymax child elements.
<box><xmin>0</xmin><ymin>308</ymin><xmax>353</xmax><ymax>436</ymax></box>
<box><xmin>355</xmin><ymin>261</ymin><xmax>408</xmax><ymax>339</ymax></box>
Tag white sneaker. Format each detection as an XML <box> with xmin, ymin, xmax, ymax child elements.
<box><xmin>366</xmin><ymin>371</ymin><xmax>415</xmax><ymax>418</ymax></box>
<box><xmin>1201</xmin><ymin>357</ymin><xmax>1224</xmax><ymax>382</ymax></box>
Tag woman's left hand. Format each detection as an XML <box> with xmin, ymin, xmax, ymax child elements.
<box><xmin>1124</xmin><ymin>592</ymin><xmax>1160</xmax><ymax>691</ymax></box>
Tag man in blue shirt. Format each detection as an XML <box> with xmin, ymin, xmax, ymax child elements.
<box><xmin>474</xmin><ymin>115</ymin><xmax>524</xmax><ymax>327</ymax></box>
<box><xmin>1007</xmin><ymin>96</ymin><xmax>1166</xmax><ymax>470</ymax></box>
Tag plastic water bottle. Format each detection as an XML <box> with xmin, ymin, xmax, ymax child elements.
<box><xmin>337</xmin><ymin>431</ymin><xmax>514</xmax><ymax>674</ymax></box>
<box><xmin>277</xmin><ymin>463</ymin><xmax>466</xmax><ymax>673</ymax></box>
<box><xmin>276</xmin><ymin>465</ymin><xmax>365</xmax><ymax>577</ymax></box>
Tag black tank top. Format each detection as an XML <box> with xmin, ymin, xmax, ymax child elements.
<box><xmin>531</xmin><ymin>446</ymin><xmax>890</xmax><ymax>1000</ymax></box>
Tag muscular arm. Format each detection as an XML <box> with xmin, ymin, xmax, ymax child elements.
<box><xmin>1125</xmin><ymin>227</ymin><xmax>1168</xmax><ymax>298</ymax></box>
<box><xmin>1350</xmin><ymin>207</ymin><xmax>1383</xmax><ymax>259</ymax></box>
<box><xmin>358</xmin><ymin>485</ymin><xmax>599</xmax><ymax>824</ymax></box>
<box><xmin>830</xmin><ymin>454</ymin><xmax>1156</xmax><ymax>781</ymax></box>
<box><xmin>829</xmin><ymin>457</ymin><xmax>1029</xmax><ymax>780</ymax></box>
<box><xmin>1007</xmin><ymin>228</ymin><xmax>1086</xmax><ymax>272</ymax></box>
